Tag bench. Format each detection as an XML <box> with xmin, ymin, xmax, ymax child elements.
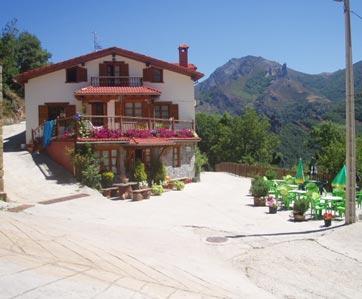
<box><xmin>113</xmin><ymin>182</ymin><xmax>138</xmax><ymax>200</ymax></box>
<box><xmin>101</xmin><ymin>187</ymin><xmax>118</xmax><ymax>198</ymax></box>
<box><xmin>132</xmin><ymin>188</ymin><xmax>152</xmax><ymax>201</ymax></box>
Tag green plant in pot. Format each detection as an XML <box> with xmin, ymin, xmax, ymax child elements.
<box><xmin>134</xmin><ymin>159</ymin><xmax>147</xmax><ymax>188</ymax></box>
<box><xmin>293</xmin><ymin>197</ymin><xmax>310</xmax><ymax>221</ymax></box>
<box><xmin>250</xmin><ymin>176</ymin><xmax>269</xmax><ymax>206</ymax></box>
<box><xmin>174</xmin><ymin>180</ymin><xmax>185</xmax><ymax>191</ymax></box>
<box><xmin>151</xmin><ymin>184</ymin><xmax>164</xmax><ymax>196</ymax></box>
<box><xmin>101</xmin><ymin>171</ymin><xmax>115</xmax><ymax>188</ymax></box>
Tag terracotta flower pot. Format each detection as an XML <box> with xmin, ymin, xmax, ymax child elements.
<box><xmin>269</xmin><ymin>206</ymin><xmax>277</xmax><ymax>214</ymax></box>
<box><xmin>293</xmin><ymin>212</ymin><xmax>305</xmax><ymax>222</ymax></box>
<box><xmin>324</xmin><ymin>219</ymin><xmax>332</xmax><ymax>227</ymax></box>
<box><xmin>253</xmin><ymin>197</ymin><xmax>266</xmax><ymax>206</ymax></box>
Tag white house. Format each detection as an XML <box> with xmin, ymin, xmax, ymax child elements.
<box><xmin>15</xmin><ymin>45</ymin><xmax>204</xmax><ymax>179</ymax></box>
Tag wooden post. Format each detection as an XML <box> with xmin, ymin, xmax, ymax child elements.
<box><xmin>0</xmin><ymin>65</ymin><xmax>6</xmax><ymax>201</ymax></box>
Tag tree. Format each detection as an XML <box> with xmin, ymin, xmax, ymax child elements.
<box><xmin>0</xmin><ymin>19</ymin><xmax>51</xmax><ymax>93</ymax></box>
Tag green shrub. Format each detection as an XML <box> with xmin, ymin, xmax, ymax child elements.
<box><xmin>293</xmin><ymin>197</ymin><xmax>310</xmax><ymax>215</ymax></box>
<box><xmin>265</xmin><ymin>168</ymin><xmax>277</xmax><ymax>180</ymax></box>
<box><xmin>101</xmin><ymin>171</ymin><xmax>115</xmax><ymax>188</ymax></box>
<box><xmin>174</xmin><ymin>180</ymin><xmax>185</xmax><ymax>191</ymax></box>
<box><xmin>69</xmin><ymin>143</ymin><xmax>101</xmax><ymax>189</ymax></box>
<box><xmin>81</xmin><ymin>164</ymin><xmax>101</xmax><ymax>190</ymax></box>
<box><xmin>150</xmin><ymin>158</ymin><xmax>166</xmax><ymax>184</ymax></box>
<box><xmin>195</xmin><ymin>147</ymin><xmax>208</xmax><ymax>181</ymax></box>
<box><xmin>134</xmin><ymin>159</ymin><xmax>147</xmax><ymax>182</ymax></box>
<box><xmin>151</xmin><ymin>184</ymin><xmax>164</xmax><ymax>195</ymax></box>
<box><xmin>250</xmin><ymin>176</ymin><xmax>269</xmax><ymax>197</ymax></box>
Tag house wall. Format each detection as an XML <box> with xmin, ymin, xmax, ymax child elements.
<box><xmin>46</xmin><ymin>140</ymin><xmax>74</xmax><ymax>174</ymax></box>
<box><xmin>25</xmin><ymin>54</ymin><xmax>196</xmax><ymax>144</ymax></box>
<box><xmin>161</xmin><ymin>144</ymin><xmax>196</xmax><ymax>179</ymax></box>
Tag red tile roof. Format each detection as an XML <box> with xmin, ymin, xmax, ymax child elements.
<box><xmin>130</xmin><ymin>137</ymin><xmax>176</xmax><ymax>146</ymax></box>
<box><xmin>14</xmin><ymin>46</ymin><xmax>204</xmax><ymax>84</ymax></box>
<box><xmin>74</xmin><ymin>86</ymin><xmax>161</xmax><ymax>96</ymax></box>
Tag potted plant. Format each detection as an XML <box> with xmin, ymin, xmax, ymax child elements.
<box><xmin>151</xmin><ymin>184</ymin><xmax>164</xmax><ymax>196</ymax></box>
<box><xmin>101</xmin><ymin>171</ymin><xmax>115</xmax><ymax>188</ymax></box>
<box><xmin>293</xmin><ymin>197</ymin><xmax>310</xmax><ymax>221</ymax></box>
<box><xmin>174</xmin><ymin>180</ymin><xmax>185</xmax><ymax>191</ymax></box>
<box><xmin>250</xmin><ymin>176</ymin><xmax>269</xmax><ymax>206</ymax></box>
<box><xmin>134</xmin><ymin>159</ymin><xmax>147</xmax><ymax>189</ymax></box>
<box><xmin>266</xmin><ymin>196</ymin><xmax>278</xmax><ymax>214</ymax></box>
<box><xmin>120</xmin><ymin>174</ymin><xmax>129</xmax><ymax>184</ymax></box>
<box><xmin>323</xmin><ymin>212</ymin><xmax>333</xmax><ymax>227</ymax></box>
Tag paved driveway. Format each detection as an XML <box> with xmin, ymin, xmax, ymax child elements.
<box><xmin>1</xmin><ymin>123</ymin><xmax>362</xmax><ymax>298</ymax></box>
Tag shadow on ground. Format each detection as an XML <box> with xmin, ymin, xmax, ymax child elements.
<box><xmin>4</xmin><ymin>131</ymin><xmax>25</xmax><ymax>152</ymax></box>
<box><xmin>31</xmin><ymin>153</ymin><xmax>77</xmax><ymax>185</ymax></box>
<box><xmin>4</xmin><ymin>128</ymin><xmax>77</xmax><ymax>186</ymax></box>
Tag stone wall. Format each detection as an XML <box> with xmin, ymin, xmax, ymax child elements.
<box><xmin>161</xmin><ymin>144</ymin><xmax>196</xmax><ymax>179</ymax></box>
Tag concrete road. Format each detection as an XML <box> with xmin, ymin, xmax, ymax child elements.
<box><xmin>1</xmin><ymin>123</ymin><xmax>362</xmax><ymax>298</ymax></box>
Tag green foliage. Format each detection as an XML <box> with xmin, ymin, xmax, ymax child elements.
<box><xmin>151</xmin><ymin>184</ymin><xmax>164</xmax><ymax>195</ymax></box>
<box><xmin>195</xmin><ymin>147</ymin><xmax>208</xmax><ymax>176</ymax></box>
<box><xmin>244</xmin><ymin>72</ymin><xmax>272</xmax><ymax>95</ymax></box>
<box><xmin>250</xmin><ymin>176</ymin><xmax>269</xmax><ymax>197</ymax></box>
<box><xmin>101</xmin><ymin>171</ymin><xmax>115</xmax><ymax>188</ymax></box>
<box><xmin>149</xmin><ymin>158</ymin><xmax>166</xmax><ymax>184</ymax></box>
<box><xmin>293</xmin><ymin>197</ymin><xmax>310</xmax><ymax>215</ymax></box>
<box><xmin>265</xmin><ymin>168</ymin><xmax>277</xmax><ymax>180</ymax></box>
<box><xmin>0</xmin><ymin>19</ymin><xmax>51</xmax><ymax>92</ymax></box>
<box><xmin>174</xmin><ymin>180</ymin><xmax>185</xmax><ymax>191</ymax></box>
<box><xmin>69</xmin><ymin>143</ymin><xmax>101</xmax><ymax>189</ymax></box>
<box><xmin>81</xmin><ymin>164</ymin><xmax>101</xmax><ymax>190</ymax></box>
<box><xmin>196</xmin><ymin>109</ymin><xmax>279</xmax><ymax>167</ymax></box>
<box><xmin>78</xmin><ymin>120</ymin><xmax>92</xmax><ymax>138</ymax></box>
<box><xmin>134</xmin><ymin>160</ymin><xmax>147</xmax><ymax>182</ymax></box>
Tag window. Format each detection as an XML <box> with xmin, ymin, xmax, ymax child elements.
<box><xmin>154</xmin><ymin>105</ymin><xmax>169</xmax><ymax>119</ymax></box>
<box><xmin>125</xmin><ymin>102</ymin><xmax>142</xmax><ymax>117</ymax></box>
<box><xmin>172</xmin><ymin>146</ymin><xmax>180</xmax><ymax>167</ymax></box>
<box><xmin>66</xmin><ymin>67</ymin><xmax>77</xmax><ymax>83</ymax></box>
<box><xmin>95</xmin><ymin>149</ymin><xmax>118</xmax><ymax>174</ymax></box>
<box><xmin>66</xmin><ymin>66</ymin><xmax>87</xmax><ymax>83</ymax></box>
<box><xmin>152</xmin><ymin>68</ymin><xmax>163</xmax><ymax>83</ymax></box>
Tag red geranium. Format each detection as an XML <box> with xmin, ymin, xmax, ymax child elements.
<box><xmin>323</xmin><ymin>212</ymin><xmax>333</xmax><ymax>220</ymax></box>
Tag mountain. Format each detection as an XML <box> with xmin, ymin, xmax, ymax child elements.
<box><xmin>195</xmin><ymin>56</ymin><xmax>362</xmax><ymax>166</ymax></box>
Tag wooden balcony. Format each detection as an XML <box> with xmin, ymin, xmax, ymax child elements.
<box><xmin>91</xmin><ymin>76</ymin><xmax>143</xmax><ymax>87</ymax></box>
<box><xmin>32</xmin><ymin>115</ymin><xmax>196</xmax><ymax>146</ymax></box>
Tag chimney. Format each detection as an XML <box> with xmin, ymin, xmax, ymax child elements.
<box><xmin>178</xmin><ymin>44</ymin><xmax>189</xmax><ymax>67</ymax></box>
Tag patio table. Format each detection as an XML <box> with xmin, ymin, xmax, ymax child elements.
<box><xmin>321</xmin><ymin>194</ymin><xmax>343</xmax><ymax>213</ymax></box>
<box><xmin>113</xmin><ymin>182</ymin><xmax>138</xmax><ymax>199</ymax></box>
<box><xmin>287</xmin><ymin>184</ymin><xmax>299</xmax><ymax>189</ymax></box>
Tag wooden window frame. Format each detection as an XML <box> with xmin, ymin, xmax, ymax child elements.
<box><xmin>154</xmin><ymin>103</ymin><xmax>170</xmax><ymax>119</ymax></box>
<box><xmin>65</xmin><ymin>66</ymin><xmax>87</xmax><ymax>83</ymax></box>
<box><xmin>152</xmin><ymin>67</ymin><xmax>163</xmax><ymax>83</ymax></box>
<box><xmin>124</xmin><ymin>101</ymin><xmax>143</xmax><ymax>117</ymax></box>
<box><xmin>172</xmin><ymin>146</ymin><xmax>181</xmax><ymax>168</ymax></box>
<box><xmin>95</xmin><ymin>147</ymin><xmax>119</xmax><ymax>174</ymax></box>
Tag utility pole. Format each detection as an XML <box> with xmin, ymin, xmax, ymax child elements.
<box><xmin>338</xmin><ymin>0</ymin><xmax>356</xmax><ymax>224</ymax></box>
<box><xmin>0</xmin><ymin>65</ymin><xmax>6</xmax><ymax>201</ymax></box>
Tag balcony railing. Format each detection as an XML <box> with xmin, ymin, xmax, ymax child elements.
<box><xmin>91</xmin><ymin>76</ymin><xmax>143</xmax><ymax>87</ymax></box>
<box><xmin>32</xmin><ymin>115</ymin><xmax>196</xmax><ymax>146</ymax></box>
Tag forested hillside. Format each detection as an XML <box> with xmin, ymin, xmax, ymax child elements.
<box><xmin>0</xmin><ymin>19</ymin><xmax>51</xmax><ymax>123</ymax></box>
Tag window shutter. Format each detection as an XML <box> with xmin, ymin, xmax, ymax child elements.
<box><xmin>119</xmin><ymin>62</ymin><xmax>129</xmax><ymax>76</ymax></box>
<box><xmin>38</xmin><ymin>105</ymin><xmax>48</xmax><ymax>125</ymax></box>
<box><xmin>76</xmin><ymin>67</ymin><xmax>87</xmax><ymax>82</ymax></box>
<box><xmin>99</xmin><ymin>63</ymin><xmax>107</xmax><ymax>76</ymax></box>
<box><xmin>142</xmin><ymin>102</ymin><xmax>150</xmax><ymax>118</ymax></box>
<box><xmin>115</xmin><ymin>101</ymin><xmax>123</xmax><ymax>122</ymax></box>
<box><xmin>65</xmin><ymin>105</ymin><xmax>76</xmax><ymax>117</ymax></box>
<box><xmin>170</xmin><ymin>104</ymin><xmax>179</xmax><ymax>120</ymax></box>
<box><xmin>143</xmin><ymin>68</ymin><xmax>152</xmax><ymax>82</ymax></box>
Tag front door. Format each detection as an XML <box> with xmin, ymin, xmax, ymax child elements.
<box><xmin>91</xmin><ymin>102</ymin><xmax>106</xmax><ymax>126</ymax></box>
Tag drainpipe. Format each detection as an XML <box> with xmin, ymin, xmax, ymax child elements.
<box><xmin>0</xmin><ymin>65</ymin><xmax>7</xmax><ymax>201</ymax></box>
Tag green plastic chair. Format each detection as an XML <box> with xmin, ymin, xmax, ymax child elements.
<box><xmin>308</xmin><ymin>192</ymin><xmax>325</xmax><ymax>219</ymax></box>
<box><xmin>356</xmin><ymin>191</ymin><xmax>362</xmax><ymax>208</ymax></box>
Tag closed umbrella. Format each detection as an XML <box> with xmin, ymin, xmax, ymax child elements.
<box><xmin>295</xmin><ymin>158</ymin><xmax>305</xmax><ymax>184</ymax></box>
<box><xmin>332</xmin><ymin>164</ymin><xmax>346</xmax><ymax>188</ymax></box>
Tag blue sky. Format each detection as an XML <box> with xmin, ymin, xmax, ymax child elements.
<box><xmin>1</xmin><ymin>0</ymin><xmax>362</xmax><ymax>79</ymax></box>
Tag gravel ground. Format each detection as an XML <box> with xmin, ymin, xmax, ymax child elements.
<box><xmin>1</xmin><ymin>122</ymin><xmax>362</xmax><ymax>298</ymax></box>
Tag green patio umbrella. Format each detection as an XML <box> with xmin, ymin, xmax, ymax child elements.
<box><xmin>295</xmin><ymin>158</ymin><xmax>305</xmax><ymax>184</ymax></box>
<box><xmin>332</xmin><ymin>164</ymin><xmax>346</xmax><ymax>188</ymax></box>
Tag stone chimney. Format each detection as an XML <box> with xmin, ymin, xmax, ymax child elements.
<box><xmin>178</xmin><ymin>44</ymin><xmax>189</xmax><ymax>67</ymax></box>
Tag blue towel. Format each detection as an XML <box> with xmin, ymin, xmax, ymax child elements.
<box><xmin>43</xmin><ymin>120</ymin><xmax>55</xmax><ymax>147</ymax></box>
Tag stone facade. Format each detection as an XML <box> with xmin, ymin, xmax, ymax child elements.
<box><xmin>162</xmin><ymin>143</ymin><xmax>196</xmax><ymax>179</ymax></box>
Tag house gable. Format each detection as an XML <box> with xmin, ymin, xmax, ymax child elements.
<box><xmin>15</xmin><ymin>47</ymin><xmax>204</xmax><ymax>84</ymax></box>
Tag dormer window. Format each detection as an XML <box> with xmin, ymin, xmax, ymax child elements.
<box><xmin>66</xmin><ymin>66</ymin><xmax>87</xmax><ymax>83</ymax></box>
<box><xmin>152</xmin><ymin>68</ymin><xmax>163</xmax><ymax>83</ymax></box>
